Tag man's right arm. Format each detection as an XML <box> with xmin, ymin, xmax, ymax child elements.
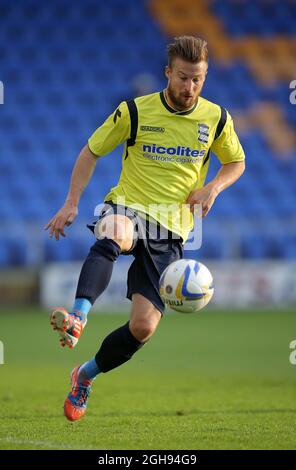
<box><xmin>45</xmin><ymin>101</ymin><xmax>131</xmax><ymax>240</ymax></box>
<box><xmin>44</xmin><ymin>145</ymin><xmax>97</xmax><ymax>240</ymax></box>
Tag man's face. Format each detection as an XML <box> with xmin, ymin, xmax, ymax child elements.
<box><xmin>165</xmin><ymin>58</ymin><xmax>208</xmax><ymax>111</ymax></box>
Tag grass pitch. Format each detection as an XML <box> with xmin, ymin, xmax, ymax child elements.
<box><xmin>0</xmin><ymin>307</ymin><xmax>295</xmax><ymax>450</ymax></box>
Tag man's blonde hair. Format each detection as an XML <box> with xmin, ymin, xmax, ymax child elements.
<box><xmin>167</xmin><ymin>36</ymin><xmax>208</xmax><ymax>67</ymax></box>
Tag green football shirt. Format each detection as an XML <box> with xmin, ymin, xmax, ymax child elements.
<box><xmin>88</xmin><ymin>91</ymin><xmax>245</xmax><ymax>242</ymax></box>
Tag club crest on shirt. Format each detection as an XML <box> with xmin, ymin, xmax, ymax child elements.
<box><xmin>197</xmin><ymin>123</ymin><xmax>209</xmax><ymax>144</ymax></box>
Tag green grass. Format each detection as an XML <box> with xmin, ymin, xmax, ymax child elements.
<box><xmin>0</xmin><ymin>308</ymin><xmax>296</xmax><ymax>450</ymax></box>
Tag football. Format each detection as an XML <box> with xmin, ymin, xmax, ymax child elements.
<box><xmin>159</xmin><ymin>259</ymin><xmax>214</xmax><ymax>313</ymax></box>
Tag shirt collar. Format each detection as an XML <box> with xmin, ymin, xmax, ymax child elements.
<box><xmin>159</xmin><ymin>90</ymin><xmax>198</xmax><ymax>116</ymax></box>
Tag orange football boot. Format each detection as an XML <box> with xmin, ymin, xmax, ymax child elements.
<box><xmin>50</xmin><ymin>307</ymin><xmax>86</xmax><ymax>349</ymax></box>
<box><xmin>64</xmin><ymin>365</ymin><xmax>93</xmax><ymax>421</ymax></box>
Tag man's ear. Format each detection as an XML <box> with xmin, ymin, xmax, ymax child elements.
<box><xmin>165</xmin><ymin>65</ymin><xmax>170</xmax><ymax>80</ymax></box>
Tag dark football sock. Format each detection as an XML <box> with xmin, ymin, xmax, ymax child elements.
<box><xmin>95</xmin><ymin>321</ymin><xmax>145</xmax><ymax>373</ymax></box>
<box><xmin>75</xmin><ymin>238</ymin><xmax>121</xmax><ymax>305</ymax></box>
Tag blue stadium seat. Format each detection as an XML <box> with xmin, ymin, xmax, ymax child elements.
<box><xmin>0</xmin><ymin>238</ymin><xmax>27</xmax><ymax>266</ymax></box>
<box><xmin>211</xmin><ymin>0</ymin><xmax>295</xmax><ymax>35</ymax></box>
<box><xmin>241</xmin><ymin>234</ymin><xmax>272</xmax><ymax>259</ymax></box>
<box><xmin>44</xmin><ymin>236</ymin><xmax>91</xmax><ymax>262</ymax></box>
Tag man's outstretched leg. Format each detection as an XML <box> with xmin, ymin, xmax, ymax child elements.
<box><xmin>50</xmin><ymin>213</ymin><xmax>135</xmax><ymax>348</ymax></box>
<box><xmin>64</xmin><ymin>294</ymin><xmax>161</xmax><ymax>420</ymax></box>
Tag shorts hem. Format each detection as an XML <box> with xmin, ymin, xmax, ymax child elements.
<box><xmin>126</xmin><ymin>290</ymin><xmax>164</xmax><ymax>316</ymax></box>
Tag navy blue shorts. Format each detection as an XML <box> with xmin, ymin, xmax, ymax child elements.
<box><xmin>87</xmin><ymin>202</ymin><xmax>183</xmax><ymax>314</ymax></box>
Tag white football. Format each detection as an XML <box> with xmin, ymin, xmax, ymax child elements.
<box><xmin>159</xmin><ymin>259</ymin><xmax>214</xmax><ymax>313</ymax></box>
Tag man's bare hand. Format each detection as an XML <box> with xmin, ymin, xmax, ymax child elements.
<box><xmin>186</xmin><ymin>183</ymin><xmax>218</xmax><ymax>217</ymax></box>
<box><xmin>44</xmin><ymin>202</ymin><xmax>78</xmax><ymax>240</ymax></box>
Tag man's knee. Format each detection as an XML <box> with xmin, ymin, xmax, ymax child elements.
<box><xmin>129</xmin><ymin>317</ymin><xmax>158</xmax><ymax>342</ymax></box>
<box><xmin>96</xmin><ymin>214</ymin><xmax>134</xmax><ymax>252</ymax></box>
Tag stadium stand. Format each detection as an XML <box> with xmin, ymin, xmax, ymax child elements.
<box><xmin>0</xmin><ymin>0</ymin><xmax>295</xmax><ymax>265</ymax></box>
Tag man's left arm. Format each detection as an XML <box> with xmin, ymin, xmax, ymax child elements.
<box><xmin>187</xmin><ymin>161</ymin><xmax>245</xmax><ymax>216</ymax></box>
<box><xmin>187</xmin><ymin>111</ymin><xmax>245</xmax><ymax>217</ymax></box>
